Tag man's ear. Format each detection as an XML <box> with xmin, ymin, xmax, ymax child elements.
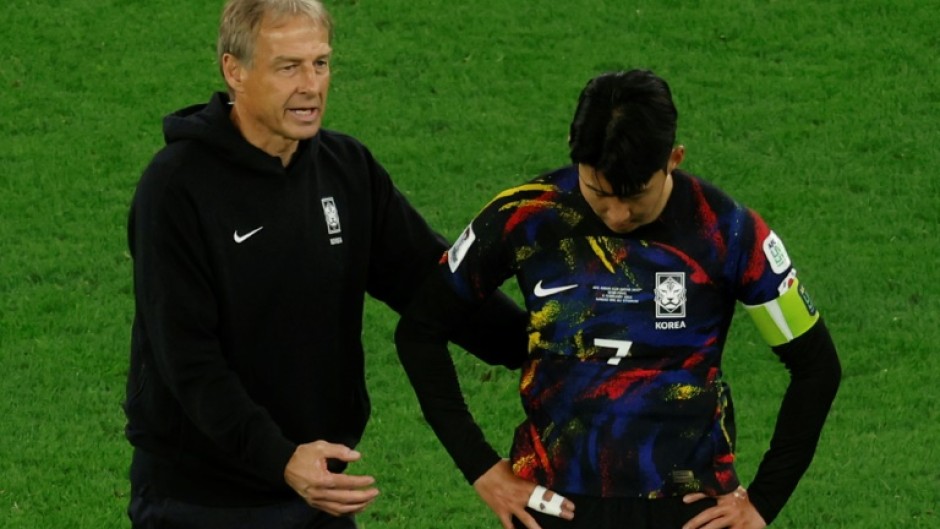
<box><xmin>668</xmin><ymin>145</ymin><xmax>686</xmax><ymax>173</ymax></box>
<box><xmin>221</xmin><ymin>53</ymin><xmax>246</xmax><ymax>94</ymax></box>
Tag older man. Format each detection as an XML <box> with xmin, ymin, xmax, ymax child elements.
<box><xmin>125</xmin><ymin>1</ymin><xmax>527</xmax><ymax>527</ymax></box>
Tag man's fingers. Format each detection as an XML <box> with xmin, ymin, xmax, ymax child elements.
<box><xmin>682</xmin><ymin>507</ymin><xmax>721</xmax><ymax>529</ymax></box>
<box><xmin>683</xmin><ymin>492</ymin><xmax>708</xmax><ymax>503</ymax></box>
<box><xmin>498</xmin><ymin>513</ymin><xmax>515</xmax><ymax>529</ymax></box>
<box><xmin>306</xmin><ymin>485</ymin><xmax>379</xmax><ymax>504</ymax></box>
<box><xmin>513</xmin><ymin>509</ymin><xmax>544</xmax><ymax>529</ymax></box>
<box><xmin>310</xmin><ymin>440</ymin><xmax>363</xmax><ymax>462</ymax></box>
<box><xmin>286</xmin><ymin>440</ymin><xmax>380</xmax><ymax>517</ymax></box>
<box><xmin>310</xmin><ymin>495</ymin><xmax>378</xmax><ymax>516</ymax></box>
<box><xmin>682</xmin><ymin>488</ymin><xmax>762</xmax><ymax>529</ymax></box>
<box><xmin>541</xmin><ymin>488</ymin><xmax>576</xmax><ymax>517</ymax></box>
<box><xmin>304</xmin><ymin>487</ymin><xmax>379</xmax><ymax>515</ymax></box>
<box><xmin>526</xmin><ymin>485</ymin><xmax>572</xmax><ymax>519</ymax></box>
<box><xmin>322</xmin><ymin>471</ymin><xmax>376</xmax><ymax>490</ymax></box>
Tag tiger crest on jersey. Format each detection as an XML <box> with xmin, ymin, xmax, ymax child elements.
<box><xmin>655</xmin><ymin>272</ymin><xmax>687</xmax><ymax>318</ymax></box>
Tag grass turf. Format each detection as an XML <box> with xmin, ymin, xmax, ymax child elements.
<box><xmin>1</xmin><ymin>0</ymin><xmax>937</xmax><ymax>527</ymax></box>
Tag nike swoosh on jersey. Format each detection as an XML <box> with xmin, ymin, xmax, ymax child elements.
<box><xmin>233</xmin><ymin>226</ymin><xmax>264</xmax><ymax>243</ymax></box>
<box><xmin>533</xmin><ymin>280</ymin><xmax>578</xmax><ymax>298</ymax></box>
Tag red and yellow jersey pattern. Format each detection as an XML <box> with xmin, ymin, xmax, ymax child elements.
<box><xmin>442</xmin><ymin>166</ymin><xmax>819</xmax><ymax>498</ymax></box>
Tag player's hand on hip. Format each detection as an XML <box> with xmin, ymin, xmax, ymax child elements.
<box><xmin>473</xmin><ymin>459</ymin><xmax>575</xmax><ymax>529</ymax></box>
<box><xmin>284</xmin><ymin>440</ymin><xmax>379</xmax><ymax>516</ymax></box>
<box><xmin>682</xmin><ymin>487</ymin><xmax>766</xmax><ymax>529</ymax></box>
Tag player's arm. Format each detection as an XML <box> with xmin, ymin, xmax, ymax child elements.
<box><xmin>396</xmin><ymin>270</ymin><xmax>572</xmax><ymax>529</ymax></box>
<box><xmin>685</xmin><ymin>280</ymin><xmax>840</xmax><ymax>529</ymax></box>
<box><xmin>447</xmin><ymin>290</ymin><xmax>529</xmax><ymax>369</ymax></box>
<box><xmin>742</xmin><ymin>282</ymin><xmax>842</xmax><ymax>524</ymax></box>
<box><xmin>395</xmin><ymin>268</ymin><xmax>502</xmax><ymax>482</ymax></box>
<box><xmin>392</xmin><ymin>206</ymin><xmax>521</xmax><ymax>473</ymax></box>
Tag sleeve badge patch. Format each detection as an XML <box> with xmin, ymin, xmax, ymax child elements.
<box><xmin>777</xmin><ymin>268</ymin><xmax>798</xmax><ymax>296</ymax></box>
<box><xmin>448</xmin><ymin>223</ymin><xmax>476</xmax><ymax>273</ymax></box>
<box><xmin>762</xmin><ymin>231</ymin><xmax>792</xmax><ymax>274</ymax></box>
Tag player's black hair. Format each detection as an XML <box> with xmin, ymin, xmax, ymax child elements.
<box><xmin>568</xmin><ymin>69</ymin><xmax>678</xmax><ymax>197</ymax></box>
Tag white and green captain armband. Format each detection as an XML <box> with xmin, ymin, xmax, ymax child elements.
<box><xmin>744</xmin><ymin>273</ymin><xmax>820</xmax><ymax>347</ymax></box>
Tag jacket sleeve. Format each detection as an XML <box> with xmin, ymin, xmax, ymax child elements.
<box><xmin>395</xmin><ymin>269</ymin><xmax>504</xmax><ymax>484</ymax></box>
<box><xmin>364</xmin><ymin>159</ymin><xmax>528</xmax><ymax>369</ymax></box>
<box><xmin>746</xmin><ymin>318</ymin><xmax>842</xmax><ymax>524</ymax></box>
<box><xmin>129</xmin><ymin>162</ymin><xmax>296</xmax><ymax>485</ymax></box>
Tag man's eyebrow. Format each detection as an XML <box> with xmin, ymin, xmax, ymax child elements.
<box><xmin>584</xmin><ymin>181</ymin><xmax>616</xmax><ymax>197</ymax></box>
<box><xmin>272</xmin><ymin>50</ymin><xmax>333</xmax><ymax>63</ymax></box>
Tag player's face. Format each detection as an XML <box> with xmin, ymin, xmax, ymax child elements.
<box><xmin>223</xmin><ymin>14</ymin><xmax>332</xmax><ymax>158</ymax></box>
<box><xmin>578</xmin><ymin>147</ymin><xmax>684</xmax><ymax>234</ymax></box>
<box><xmin>579</xmin><ymin>167</ymin><xmax>671</xmax><ymax>233</ymax></box>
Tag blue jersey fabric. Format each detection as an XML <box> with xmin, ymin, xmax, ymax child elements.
<box><xmin>441</xmin><ymin>166</ymin><xmax>799</xmax><ymax>498</ymax></box>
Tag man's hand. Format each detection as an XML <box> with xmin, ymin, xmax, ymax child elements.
<box><xmin>473</xmin><ymin>459</ymin><xmax>575</xmax><ymax>529</ymax></box>
<box><xmin>284</xmin><ymin>441</ymin><xmax>379</xmax><ymax>516</ymax></box>
<box><xmin>682</xmin><ymin>487</ymin><xmax>766</xmax><ymax>529</ymax></box>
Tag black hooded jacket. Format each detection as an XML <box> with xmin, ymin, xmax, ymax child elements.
<box><xmin>125</xmin><ymin>92</ymin><xmax>527</xmax><ymax>506</ymax></box>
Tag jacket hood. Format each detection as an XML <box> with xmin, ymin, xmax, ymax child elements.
<box><xmin>161</xmin><ymin>92</ymin><xmax>315</xmax><ymax>176</ymax></box>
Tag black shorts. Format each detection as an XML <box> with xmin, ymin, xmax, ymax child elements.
<box><xmin>513</xmin><ymin>494</ymin><xmax>717</xmax><ymax>529</ymax></box>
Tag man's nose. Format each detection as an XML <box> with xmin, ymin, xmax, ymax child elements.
<box><xmin>615</xmin><ymin>200</ymin><xmax>633</xmax><ymax>221</ymax></box>
<box><xmin>298</xmin><ymin>65</ymin><xmax>323</xmax><ymax>93</ymax></box>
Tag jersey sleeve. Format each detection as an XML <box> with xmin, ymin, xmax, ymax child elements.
<box><xmin>734</xmin><ymin>210</ymin><xmax>820</xmax><ymax>345</ymax></box>
<box><xmin>441</xmin><ymin>197</ymin><xmax>518</xmax><ymax>305</ymax></box>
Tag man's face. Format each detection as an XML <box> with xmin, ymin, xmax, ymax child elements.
<box><xmin>224</xmin><ymin>14</ymin><xmax>332</xmax><ymax>156</ymax></box>
<box><xmin>577</xmin><ymin>146</ymin><xmax>685</xmax><ymax>234</ymax></box>
<box><xmin>578</xmin><ymin>166</ymin><xmax>673</xmax><ymax>234</ymax></box>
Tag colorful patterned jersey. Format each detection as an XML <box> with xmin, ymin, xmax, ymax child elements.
<box><xmin>442</xmin><ymin>166</ymin><xmax>819</xmax><ymax>498</ymax></box>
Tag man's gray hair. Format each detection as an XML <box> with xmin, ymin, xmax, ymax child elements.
<box><xmin>217</xmin><ymin>0</ymin><xmax>333</xmax><ymax>70</ymax></box>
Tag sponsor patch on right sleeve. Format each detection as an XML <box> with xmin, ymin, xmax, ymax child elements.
<box><xmin>447</xmin><ymin>223</ymin><xmax>476</xmax><ymax>273</ymax></box>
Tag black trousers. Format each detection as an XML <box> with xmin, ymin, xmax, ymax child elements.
<box><xmin>513</xmin><ymin>494</ymin><xmax>717</xmax><ymax>529</ymax></box>
<box><xmin>128</xmin><ymin>447</ymin><xmax>357</xmax><ymax>529</ymax></box>
<box><xmin>128</xmin><ymin>492</ymin><xmax>357</xmax><ymax>529</ymax></box>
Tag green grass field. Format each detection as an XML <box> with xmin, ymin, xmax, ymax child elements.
<box><xmin>2</xmin><ymin>0</ymin><xmax>938</xmax><ymax>527</ymax></box>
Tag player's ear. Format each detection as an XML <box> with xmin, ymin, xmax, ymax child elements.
<box><xmin>667</xmin><ymin>145</ymin><xmax>686</xmax><ymax>173</ymax></box>
<box><xmin>222</xmin><ymin>53</ymin><xmax>246</xmax><ymax>94</ymax></box>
